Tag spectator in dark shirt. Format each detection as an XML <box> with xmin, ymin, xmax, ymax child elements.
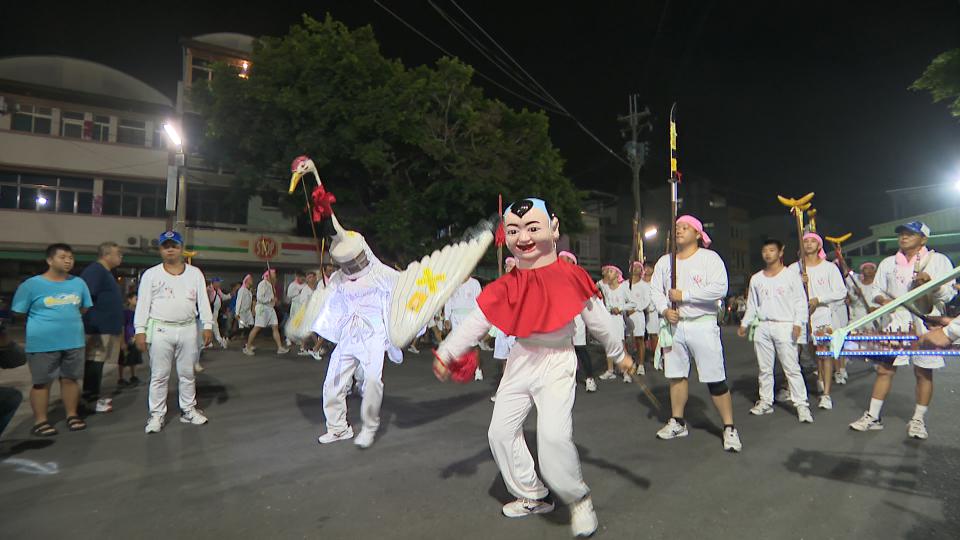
<box><xmin>80</xmin><ymin>242</ymin><xmax>124</xmax><ymax>413</ymax></box>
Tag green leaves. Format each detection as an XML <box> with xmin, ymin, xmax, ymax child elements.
<box><xmin>911</xmin><ymin>48</ymin><xmax>960</xmax><ymax>119</ymax></box>
<box><xmin>192</xmin><ymin>13</ymin><xmax>581</xmax><ymax>262</ymax></box>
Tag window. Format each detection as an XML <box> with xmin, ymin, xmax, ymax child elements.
<box><xmin>61</xmin><ymin>111</ymin><xmax>85</xmax><ymax>138</ymax></box>
<box><xmin>259</xmin><ymin>190</ymin><xmax>280</xmax><ymax>208</ymax></box>
<box><xmin>0</xmin><ymin>173</ymin><xmax>94</xmax><ymax>214</ymax></box>
<box><xmin>102</xmin><ymin>180</ymin><xmax>165</xmax><ymax>218</ymax></box>
<box><xmin>117</xmin><ymin>118</ymin><xmax>146</xmax><ymax>146</ymax></box>
<box><xmin>191</xmin><ymin>57</ymin><xmax>213</xmax><ymax>85</ymax></box>
<box><xmin>11</xmin><ymin>105</ymin><xmax>53</xmax><ymax>134</ymax></box>
<box><xmin>186</xmin><ymin>187</ymin><xmax>247</xmax><ymax>225</ymax></box>
<box><xmin>91</xmin><ymin>115</ymin><xmax>110</xmax><ymax>142</ymax></box>
<box><xmin>152</xmin><ymin>125</ymin><xmax>167</xmax><ymax>149</ymax></box>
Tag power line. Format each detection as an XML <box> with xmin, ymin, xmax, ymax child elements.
<box><xmin>373</xmin><ymin>0</ymin><xmax>566</xmax><ymax>114</ymax></box>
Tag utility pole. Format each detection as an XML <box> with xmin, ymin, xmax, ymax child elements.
<box><xmin>618</xmin><ymin>94</ymin><xmax>652</xmax><ymax>263</ymax></box>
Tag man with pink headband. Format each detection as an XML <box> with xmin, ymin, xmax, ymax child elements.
<box><xmin>434</xmin><ymin>198</ymin><xmax>633</xmax><ymax>537</ymax></box>
<box><xmin>849</xmin><ymin>221</ymin><xmax>956</xmax><ymax>439</ymax></box>
<box><xmin>243</xmin><ymin>268</ymin><xmax>289</xmax><ymax>356</ymax></box>
<box><xmin>234</xmin><ymin>274</ymin><xmax>255</xmax><ymax>337</ymax></box>
<box><xmin>597</xmin><ymin>264</ymin><xmax>631</xmax><ymax>383</ymax></box>
<box><xmin>626</xmin><ymin>260</ymin><xmax>651</xmax><ymax>376</ymax></box>
<box><xmin>787</xmin><ymin>232</ymin><xmax>846</xmax><ymax>410</ymax></box>
<box><xmin>847</xmin><ymin>262</ymin><xmax>880</xmax><ymax>324</ymax></box>
<box><xmin>650</xmin><ymin>215</ymin><xmax>742</xmax><ymax>452</ymax></box>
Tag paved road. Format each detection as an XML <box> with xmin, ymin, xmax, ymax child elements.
<box><xmin>1</xmin><ymin>331</ymin><xmax>958</xmax><ymax>539</ymax></box>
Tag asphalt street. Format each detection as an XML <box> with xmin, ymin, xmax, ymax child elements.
<box><xmin>1</xmin><ymin>330</ymin><xmax>958</xmax><ymax>539</ymax></box>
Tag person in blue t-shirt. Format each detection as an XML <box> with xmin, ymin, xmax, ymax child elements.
<box><xmin>11</xmin><ymin>243</ymin><xmax>93</xmax><ymax>436</ymax></box>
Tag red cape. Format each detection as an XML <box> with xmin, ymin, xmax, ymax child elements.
<box><xmin>477</xmin><ymin>258</ymin><xmax>600</xmax><ymax>338</ymax></box>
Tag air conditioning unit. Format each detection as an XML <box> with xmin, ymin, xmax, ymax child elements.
<box><xmin>139</xmin><ymin>237</ymin><xmax>160</xmax><ymax>250</ymax></box>
<box><xmin>126</xmin><ymin>236</ymin><xmax>139</xmax><ymax>247</ymax></box>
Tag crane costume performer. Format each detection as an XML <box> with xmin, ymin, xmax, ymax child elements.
<box><xmin>433</xmin><ymin>198</ymin><xmax>633</xmax><ymax>538</ymax></box>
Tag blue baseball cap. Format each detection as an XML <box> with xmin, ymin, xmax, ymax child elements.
<box><xmin>211</xmin><ymin>277</ymin><xmax>223</xmax><ymax>283</ymax></box>
<box><xmin>158</xmin><ymin>230</ymin><xmax>184</xmax><ymax>245</ymax></box>
<box><xmin>894</xmin><ymin>221</ymin><xmax>931</xmax><ymax>238</ymax></box>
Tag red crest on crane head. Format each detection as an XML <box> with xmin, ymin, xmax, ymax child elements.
<box><xmin>291</xmin><ymin>155</ymin><xmax>310</xmax><ymax>172</ymax></box>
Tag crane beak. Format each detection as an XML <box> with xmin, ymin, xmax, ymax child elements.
<box><xmin>288</xmin><ymin>171</ymin><xmax>303</xmax><ymax>194</ymax></box>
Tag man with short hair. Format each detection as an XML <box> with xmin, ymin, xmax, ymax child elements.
<box><xmin>849</xmin><ymin>221</ymin><xmax>956</xmax><ymax>439</ymax></box>
<box><xmin>134</xmin><ymin>231</ymin><xmax>214</xmax><ymax>433</ymax></box>
<box><xmin>12</xmin><ymin>243</ymin><xmax>93</xmax><ymax>436</ymax></box>
<box><xmin>80</xmin><ymin>241</ymin><xmax>124</xmax><ymax>413</ymax></box>
<box><xmin>243</xmin><ymin>269</ymin><xmax>289</xmax><ymax>355</ymax></box>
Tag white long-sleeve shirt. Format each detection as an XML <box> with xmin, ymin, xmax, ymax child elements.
<box><xmin>134</xmin><ymin>263</ymin><xmax>214</xmax><ymax>333</ymax></box>
<box><xmin>444</xmin><ymin>278</ymin><xmax>482</xmax><ymax>327</ymax></box>
<box><xmin>438</xmin><ymin>296</ymin><xmax>624</xmax><ymax>362</ymax></box>
<box><xmin>651</xmin><ymin>249</ymin><xmax>729</xmax><ymax>319</ymax></box>
<box><xmin>847</xmin><ymin>274</ymin><xmax>880</xmax><ymax>321</ymax></box>
<box><xmin>598</xmin><ymin>281</ymin><xmax>630</xmax><ymax>313</ymax></box>
<box><xmin>741</xmin><ymin>267</ymin><xmax>807</xmax><ymax>328</ymax></box>
<box><xmin>286</xmin><ymin>280</ymin><xmax>306</xmax><ymax>303</ymax></box>
<box><xmin>874</xmin><ymin>251</ymin><xmax>955</xmax><ymax>331</ymax></box>
<box><xmin>788</xmin><ymin>260</ymin><xmax>846</xmax><ymax>328</ymax></box>
<box><xmin>625</xmin><ymin>279</ymin><xmax>652</xmax><ymax>314</ymax></box>
<box><xmin>257</xmin><ymin>280</ymin><xmax>276</xmax><ymax>306</ymax></box>
<box><xmin>235</xmin><ymin>286</ymin><xmax>253</xmax><ymax>324</ymax></box>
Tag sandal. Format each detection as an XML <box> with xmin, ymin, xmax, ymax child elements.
<box><xmin>31</xmin><ymin>421</ymin><xmax>58</xmax><ymax>437</ymax></box>
<box><xmin>66</xmin><ymin>416</ymin><xmax>87</xmax><ymax>432</ymax></box>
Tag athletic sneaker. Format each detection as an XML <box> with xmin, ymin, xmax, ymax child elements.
<box><xmin>180</xmin><ymin>408</ymin><xmax>209</xmax><ymax>425</ymax></box>
<box><xmin>598</xmin><ymin>370</ymin><xmax>616</xmax><ymax>381</ymax></box>
<box><xmin>277</xmin><ymin>347</ymin><xmax>290</xmax><ymax>355</ymax></box>
<box><xmin>849</xmin><ymin>411</ymin><xmax>884</xmax><ymax>431</ymax></box>
<box><xmin>635</xmin><ymin>363</ymin><xmax>645</xmax><ymax>376</ymax></box>
<box><xmin>569</xmin><ymin>495</ymin><xmax>598</xmax><ymax>537</ymax></box>
<box><xmin>194</xmin><ymin>362</ymin><xmax>205</xmax><ymax>373</ymax></box>
<box><xmin>622</xmin><ymin>372</ymin><xmax>633</xmax><ymax>384</ymax></box>
<box><xmin>502</xmin><ymin>497</ymin><xmax>555</xmax><ymax>518</ymax></box>
<box><xmin>656</xmin><ymin>418</ymin><xmax>689</xmax><ymax>440</ymax></box>
<box><xmin>585</xmin><ymin>378</ymin><xmax>598</xmax><ymax>393</ymax></box>
<box><xmin>797</xmin><ymin>405</ymin><xmax>814</xmax><ymax>423</ymax></box>
<box><xmin>318</xmin><ymin>427</ymin><xmax>355</xmax><ymax>444</ymax></box>
<box><xmin>818</xmin><ymin>395</ymin><xmax>833</xmax><ymax>410</ymax></box>
<box><xmin>242</xmin><ymin>345</ymin><xmax>255</xmax><ymax>356</ymax></box>
<box><xmin>407</xmin><ymin>345</ymin><xmax>420</xmax><ymax>354</ymax></box>
<box><xmin>297</xmin><ymin>348</ymin><xmax>311</xmax><ymax>356</ymax></box>
<box><xmin>309</xmin><ymin>350</ymin><xmax>323</xmax><ymax>361</ymax></box>
<box><xmin>723</xmin><ymin>427</ymin><xmax>743</xmax><ymax>452</ymax></box>
<box><xmin>219</xmin><ymin>337</ymin><xmax>229</xmax><ymax>349</ymax></box>
<box><xmin>475</xmin><ymin>367</ymin><xmax>483</xmax><ymax>381</ymax></box>
<box><xmin>144</xmin><ymin>415</ymin><xmax>165</xmax><ymax>434</ymax></box>
<box><xmin>749</xmin><ymin>401</ymin><xmax>774</xmax><ymax>415</ymax></box>
<box><xmin>354</xmin><ymin>430</ymin><xmax>376</xmax><ymax>449</ymax></box>
<box><xmin>834</xmin><ymin>370</ymin><xmax>848</xmax><ymax>385</ymax></box>
<box><xmin>95</xmin><ymin>398</ymin><xmax>114</xmax><ymax>413</ymax></box>
<box><xmin>907</xmin><ymin>418</ymin><xmax>928</xmax><ymax>440</ymax></box>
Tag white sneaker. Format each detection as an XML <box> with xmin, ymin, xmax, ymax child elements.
<box><xmin>585</xmin><ymin>378</ymin><xmax>598</xmax><ymax>393</ymax></box>
<box><xmin>656</xmin><ymin>418</ymin><xmax>689</xmax><ymax>440</ymax></box>
<box><xmin>474</xmin><ymin>367</ymin><xmax>483</xmax><ymax>381</ymax></box>
<box><xmin>219</xmin><ymin>338</ymin><xmax>229</xmax><ymax>349</ymax></box>
<box><xmin>818</xmin><ymin>395</ymin><xmax>833</xmax><ymax>410</ymax></box>
<box><xmin>775</xmin><ymin>388</ymin><xmax>791</xmax><ymax>403</ymax></box>
<box><xmin>318</xmin><ymin>427</ymin><xmax>354</xmax><ymax>444</ymax></box>
<box><xmin>180</xmin><ymin>408</ymin><xmax>208</xmax><ymax>425</ymax></box>
<box><xmin>277</xmin><ymin>347</ymin><xmax>290</xmax><ymax>355</ymax></box>
<box><xmin>144</xmin><ymin>415</ymin><xmax>165</xmax><ymax>433</ymax></box>
<box><xmin>95</xmin><ymin>398</ymin><xmax>113</xmax><ymax>413</ymax></box>
<box><xmin>749</xmin><ymin>401</ymin><xmax>774</xmax><ymax>416</ymax></box>
<box><xmin>598</xmin><ymin>370</ymin><xmax>616</xmax><ymax>381</ymax></box>
<box><xmin>297</xmin><ymin>348</ymin><xmax>311</xmax><ymax>356</ymax></box>
<box><xmin>723</xmin><ymin>427</ymin><xmax>743</xmax><ymax>452</ymax></box>
<box><xmin>833</xmin><ymin>370</ymin><xmax>847</xmax><ymax>385</ymax></box>
<box><xmin>635</xmin><ymin>363</ymin><xmax>645</xmax><ymax>376</ymax></box>
<box><xmin>242</xmin><ymin>345</ymin><xmax>255</xmax><ymax>356</ymax></box>
<box><xmin>309</xmin><ymin>350</ymin><xmax>323</xmax><ymax>361</ymax></box>
<box><xmin>284</xmin><ymin>338</ymin><xmax>292</xmax><ymax>348</ymax></box>
<box><xmin>622</xmin><ymin>372</ymin><xmax>633</xmax><ymax>384</ymax></box>
<box><xmin>502</xmin><ymin>497</ymin><xmax>555</xmax><ymax>518</ymax></box>
<box><xmin>849</xmin><ymin>411</ymin><xmax>884</xmax><ymax>431</ymax></box>
<box><xmin>194</xmin><ymin>362</ymin><xmax>204</xmax><ymax>373</ymax></box>
<box><xmin>907</xmin><ymin>418</ymin><xmax>928</xmax><ymax>440</ymax></box>
<box><xmin>490</xmin><ymin>394</ymin><xmax>497</xmax><ymax>402</ymax></box>
<box><xmin>797</xmin><ymin>405</ymin><xmax>814</xmax><ymax>423</ymax></box>
<box><xmin>407</xmin><ymin>345</ymin><xmax>420</xmax><ymax>354</ymax></box>
<box><xmin>569</xmin><ymin>495</ymin><xmax>598</xmax><ymax>537</ymax></box>
<box><xmin>354</xmin><ymin>430</ymin><xmax>376</xmax><ymax>449</ymax></box>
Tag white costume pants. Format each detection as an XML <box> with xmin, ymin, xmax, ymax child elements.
<box><xmin>148</xmin><ymin>323</ymin><xmax>199</xmax><ymax>417</ymax></box>
<box><xmin>323</xmin><ymin>346</ymin><xmax>384</xmax><ymax>435</ymax></box>
<box><xmin>664</xmin><ymin>320</ymin><xmax>726</xmax><ymax>383</ymax></box>
<box><xmin>754</xmin><ymin>322</ymin><xmax>808</xmax><ymax>407</ymax></box>
<box><xmin>489</xmin><ymin>342</ymin><xmax>588</xmax><ymax>504</ymax></box>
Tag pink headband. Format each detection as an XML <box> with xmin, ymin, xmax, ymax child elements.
<box><xmin>859</xmin><ymin>262</ymin><xmax>876</xmax><ymax>272</ymax></box>
<box><xmin>262</xmin><ymin>268</ymin><xmax>276</xmax><ymax>280</ymax></box>
<box><xmin>558</xmin><ymin>251</ymin><xmax>577</xmax><ymax>265</ymax></box>
<box><xmin>802</xmin><ymin>232</ymin><xmax>826</xmax><ymax>259</ymax></box>
<box><xmin>631</xmin><ymin>260</ymin><xmax>644</xmax><ymax>270</ymax></box>
<box><xmin>677</xmin><ymin>215</ymin><xmax>712</xmax><ymax>247</ymax></box>
<box><xmin>242</xmin><ymin>274</ymin><xmax>253</xmax><ymax>287</ymax></box>
<box><xmin>601</xmin><ymin>265</ymin><xmax>624</xmax><ymax>283</ymax></box>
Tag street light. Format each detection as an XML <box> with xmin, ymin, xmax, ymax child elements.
<box><xmin>162</xmin><ymin>123</ymin><xmax>182</xmax><ymax>147</ymax></box>
<box><xmin>644</xmin><ymin>227</ymin><xmax>658</xmax><ymax>239</ymax></box>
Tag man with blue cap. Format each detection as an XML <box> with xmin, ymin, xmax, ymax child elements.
<box><xmin>133</xmin><ymin>231</ymin><xmax>214</xmax><ymax>434</ymax></box>
<box><xmin>849</xmin><ymin>221</ymin><xmax>956</xmax><ymax>439</ymax></box>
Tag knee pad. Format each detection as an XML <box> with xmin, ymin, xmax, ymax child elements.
<box><xmin>707</xmin><ymin>380</ymin><xmax>729</xmax><ymax>396</ymax></box>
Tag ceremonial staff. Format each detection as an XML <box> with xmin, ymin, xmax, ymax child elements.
<box><xmin>777</xmin><ymin>192</ymin><xmax>815</xmax><ymax>346</ymax></box>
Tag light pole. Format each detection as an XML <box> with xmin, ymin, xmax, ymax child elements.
<box><xmin>162</xmin><ymin>123</ymin><xmax>186</xmax><ymax>233</ymax></box>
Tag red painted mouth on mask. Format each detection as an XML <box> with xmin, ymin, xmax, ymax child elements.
<box><xmin>517</xmin><ymin>242</ymin><xmax>536</xmax><ymax>253</ymax></box>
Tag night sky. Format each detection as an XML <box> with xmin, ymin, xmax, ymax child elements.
<box><xmin>3</xmin><ymin>1</ymin><xmax>959</xmax><ymax>235</ymax></box>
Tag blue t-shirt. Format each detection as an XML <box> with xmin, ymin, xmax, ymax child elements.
<box><xmin>80</xmin><ymin>262</ymin><xmax>123</xmax><ymax>334</ymax></box>
<box><xmin>12</xmin><ymin>275</ymin><xmax>93</xmax><ymax>353</ymax></box>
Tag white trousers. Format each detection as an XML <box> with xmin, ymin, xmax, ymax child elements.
<box><xmin>489</xmin><ymin>342</ymin><xmax>587</xmax><ymax>504</ymax></box>
<box><xmin>323</xmin><ymin>345</ymin><xmax>384</xmax><ymax>435</ymax></box>
<box><xmin>754</xmin><ymin>322</ymin><xmax>808</xmax><ymax>407</ymax></box>
<box><xmin>148</xmin><ymin>323</ymin><xmax>199</xmax><ymax>417</ymax></box>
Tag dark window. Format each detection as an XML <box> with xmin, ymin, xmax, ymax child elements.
<box><xmin>60</xmin><ymin>177</ymin><xmax>93</xmax><ymax>189</ymax></box>
<box><xmin>140</xmin><ymin>196</ymin><xmax>159</xmax><ymax>217</ymax></box>
<box><xmin>117</xmin><ymin>119</ymin><xmax>146</xmax><ymax>146</ymax></box>
<box><xmin>61</xmin><ymin>111</ymin><xmax>84</xmax><ymax>138</ymax></box>
<box><xmin>0</xmin><ymin>185</ymin><xmax>17</xmax><ymax>208</ymax></box>
<box><xmin>77</xmin><ymin>192</ymin><xmax>93</xmax><ymax>214</ymax></box>
<box><xmin>57</xmin><ymin>190</ymin><xmax>76</xmax><ymax>213</ymax></box>
<box><xmin>103</xmin><ymin>193</ymin><xmax>122</xmax><ymax>215</ymax></box>
<box><xmin>122</xmin><ymin>195</ymin><xmax>138</xmax><ymax>216</ymax></box>
<box><xmin>19</xmin><ymin>187</ymin><xmax>37</xmax><ymax>210</ymax></box>
<box><xmin>92</xmin><ymin>115</ymin><xmax>110</xmax><ymax>142</ymax></box>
